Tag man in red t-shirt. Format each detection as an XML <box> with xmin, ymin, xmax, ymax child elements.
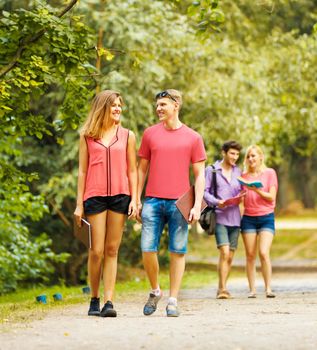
<box><xmin>137</xmin><ymin>89</ymin><xmax>206</xmax><ymax>317</ymax></box>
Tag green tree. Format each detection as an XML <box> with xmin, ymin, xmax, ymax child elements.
<box><xmin>0</xmin><ymin>0</ymin><xmax>95</xmax><ymax>292</ymax></box>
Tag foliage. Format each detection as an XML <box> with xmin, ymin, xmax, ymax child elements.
<box><xmin>183</xmin><ymin>0</ymin><xmax>317</xmax><ymax>206</ymax></box>
<box><xmin>187</xmin><ymin>0</ymin><xmax>225</xmax><ymax>36</ymax></box>
<box><xmin>0</xmin><ymin>162</ymin><xmax>69</xmax><ymax>293</ymax></box>
<box><xmin>0</xmin><ymin>0</ymin><xmax>95</xmax><ymax>292</ymax></box>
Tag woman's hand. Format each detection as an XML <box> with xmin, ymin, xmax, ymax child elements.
<box><xmin>74</xmin><ymin>204</ymin><xmax>84</xmax><ymax>227</ymax></box>
<box><xmin>248</xmin><ymin>185</ymin><xmax>260</xmax><ymax>192</ymax></box>
<box><xmin>128</xmin><ymin>200</ymin><xmax>138</xmax><ymax>220</ymax></box>
<box><xmin>136</xmin><ymin>202</ymin><xmax>143</xmax><ymax>223</ymax></box>
<box><xmin>248</xmin><ymin>186</ymin><xmax>276</xmax><ymax>202</ymax></box>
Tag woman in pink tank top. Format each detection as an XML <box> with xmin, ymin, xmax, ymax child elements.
<box><xmin>74</xmin><ymin>90</ymin><xmax>137</xmax><ymax>317</ymax></box>
<box><xmin>240</xmin><ymin>145</ymin><xmax>278</xmax><ymax>299</ymax></box>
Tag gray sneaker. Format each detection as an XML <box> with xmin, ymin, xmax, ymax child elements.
<box><xmin>143</xmin><ymin>292</ymin><xmax>162</xmax><ymax>316</ymax></box>
<box><xmin>166</xmin><ymin>303</ymin><xmax>180</xmax><ymax>317</ymax></box>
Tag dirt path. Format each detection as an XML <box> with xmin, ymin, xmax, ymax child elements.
<box><xmin>1</xmin><ymin>273</ymin><xmax>317</xmax><ymax>350</ymax></box>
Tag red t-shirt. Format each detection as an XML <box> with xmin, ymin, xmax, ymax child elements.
<box><xmin>138</xmin><ymin>122</ymin><xmax>206</xmax><ymax>199</ymax></box>
<box><xmin>242</xmin><ymin>168</ymin><xmax>278</xmax><ymax>216</ymax></box>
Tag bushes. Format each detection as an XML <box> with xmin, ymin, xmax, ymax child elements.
<box><xmin>0</xmin><ymin>173</ymin><xmax>69</xmax><ymax>293</ymax></box>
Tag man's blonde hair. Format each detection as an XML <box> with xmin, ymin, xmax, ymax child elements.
<box><xmin>156</xmin><ymin>89</ymin><xmax>183</xmax><ymax>109</ymax></box>
<box><xmin>166</xmin><ymin>89</ymin><xmax>182</xmax><ymax>109</ymax></box>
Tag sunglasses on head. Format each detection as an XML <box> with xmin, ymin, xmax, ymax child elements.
<box><xmin>155</xmin><ymin>91</ymin><xmax>177</xmax><ymax>103</ymax></box>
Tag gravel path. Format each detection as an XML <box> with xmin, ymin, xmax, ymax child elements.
<box><xmin>1</xmin><ymin>273</ymin><xmax>317</xmax><ymax>350</ymax></box>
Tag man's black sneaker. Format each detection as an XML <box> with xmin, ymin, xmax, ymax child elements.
<box><xmin>100</xmin><ymin>300</ymin><xmax>117</xmax><ymax>317</ymax></box>
<box><xmin>88</xmin><ymin>297</ymin><xmax>100</xmax><ymax>316</ymax></box>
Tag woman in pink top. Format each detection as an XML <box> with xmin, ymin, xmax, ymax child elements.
<box><xmin>74</xmin><ymin>90</ymin><xmax>137</xmax><ymax>317</ymax></box>
<box><xmin>240</xmin><ymin>145</ymin><xmax>278</xmax><ymax>299</ymax></box>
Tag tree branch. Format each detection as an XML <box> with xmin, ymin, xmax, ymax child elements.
<box><xmin>49</xmin><ymin>199</ymin><xmax>71</xmax><ymax>227</ymax></box>
<box><xmin>0</xmin><ymin>0</ymin><xmax>78</xmax><ymax>79</ymax></box>
<box><xmin>58</xmin><ymin>0</ymin><xmax>79</xmax><ymax>18</ymax></box>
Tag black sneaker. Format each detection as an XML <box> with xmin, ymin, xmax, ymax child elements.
<box><xmin>100</xmin><ymin>300</ymin><xmax>117</xmax><ymax>317</ymax></box>
<box><xmin>88</xmin><ymin>297</ymin><xmax>100</xmax><ymax>316</ymax></box>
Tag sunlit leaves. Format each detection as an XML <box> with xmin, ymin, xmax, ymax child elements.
<box><xmin>97</xmin><ymin>47</ymin><xmax>114</xmax><ymax>60</ymax></box>
<box><xmin>187</xmin><ymin>0</ymin><xmax>224</xmax><ymax>37</ymax></box>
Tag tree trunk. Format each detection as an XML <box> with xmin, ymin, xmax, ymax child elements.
<box><xmin>296</xmin><ymin>156</ymin><xmax>315</xmax><ymax>208</ymax></box>
<box><xmin>68</xmin><ymin>252</ymin><xmax>88</xmax><ymax>285</ymax></box>
<box><xmin>276</xmin><ymin>161</ymin><xmax>290</xmax><ymax>211</ymax></box>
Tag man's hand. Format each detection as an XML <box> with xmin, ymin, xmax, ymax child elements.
<box><xmin>188</xmin><ymin>206</ymin><xmax>201</xmax><ymax>223</ymax></box>
<box><xmin>218</xmin><ymin>200</ymin><xmax>227</xmax><ymax>209</ymax></box>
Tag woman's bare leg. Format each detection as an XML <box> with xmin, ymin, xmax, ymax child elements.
<box><xmin>86</xmin><ymin>211</ymin><xmax>107</xmax><ymax>297</ymax></box>
<box><xmin>103</xmin><ymin>210</ymin><xmax>126</xmax><ymax>302</ymax></box>
<box><xmin>258</xmin><ymin>231</ymin><xmax>274</xmax><ymax>293</ymax></box>
<box><xmin>242</xmin><ymin>233</ymin><xmax>257</xmax><ymax>294</ymax></box>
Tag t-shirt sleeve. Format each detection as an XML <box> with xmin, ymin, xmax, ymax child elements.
<box><xmin>267</xmin><ymin>168</ymin><xmax>278</xmax><ymax>190</ymax></box>
<box><xmin>138</xmin><ymin>129</ymin><xmax>151</xmax><ymax>160</ymax></box>
<box><xmin>191</xmin><ymin>135</ymin><xmax>207</xmax><ymax>163</ymax></box>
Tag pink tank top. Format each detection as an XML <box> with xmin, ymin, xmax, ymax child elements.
<box><xmin>83</xmin><ymin>126</ymin><xmax>130</xmax><ymax>201</ymax></box>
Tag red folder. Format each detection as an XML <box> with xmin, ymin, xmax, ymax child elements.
<box><xmin>176</xmin><ymin>186</ymin><xmax>207</xmax><ymax>223</ymax></box>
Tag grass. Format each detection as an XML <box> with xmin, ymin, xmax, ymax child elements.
<box><xmin>0</xmin><ymin>284</ymin><xmax>90</xmax><ymax>325</ymax></box>
<box><xmin>270</xmin><ymin>230</ymin><xmax>314</xmax><ymax>259</ymax></box>
<box><xmin>276</xmin><ymin>211</ymin><xmax>317</xmax><ymax>220</ymax></box>
<box><xmin>188</xmin><ymin>228</ymin><xmax>317</xmax><ymax>261</ymax></box>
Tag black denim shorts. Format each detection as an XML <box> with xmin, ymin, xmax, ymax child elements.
<box><xmin>84</xmin><ymin>194</ymin><xmax>131</xmax><ymax>215</ymax></box>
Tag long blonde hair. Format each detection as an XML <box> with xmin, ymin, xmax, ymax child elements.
<box><xmin>244</xmin><ymin>145</ymin><xmax>267</xmax><ymax>173</ymax></box>
<box><xmin>80</xmin><ymin>90</ymin><xmax>123</xmax><ymax>139</ymax></box>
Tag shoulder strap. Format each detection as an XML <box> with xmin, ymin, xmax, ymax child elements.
<box><xmin>211</xmin><ymin>165</ymin><xmax>218</xmax><ymax>199</ymax></box>
<box><xmin>126</xmin><ymin>128</ymin><xmax>130</xmax><ymax>151</ymax></box>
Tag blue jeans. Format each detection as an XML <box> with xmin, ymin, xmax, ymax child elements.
<box><xmin>141</xmin><ymin>197</ymin><xmax>188</xmax><ymax>254</ymax></box>
<box><xmin>215</xmin><ymin>224</ymin><xmax>240</xmax><ymax>250</ymax></box>
<box><xmin>241</xmin><ymin>213</ymin><xmax>275</xmax><ymax>234</ymax></box>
